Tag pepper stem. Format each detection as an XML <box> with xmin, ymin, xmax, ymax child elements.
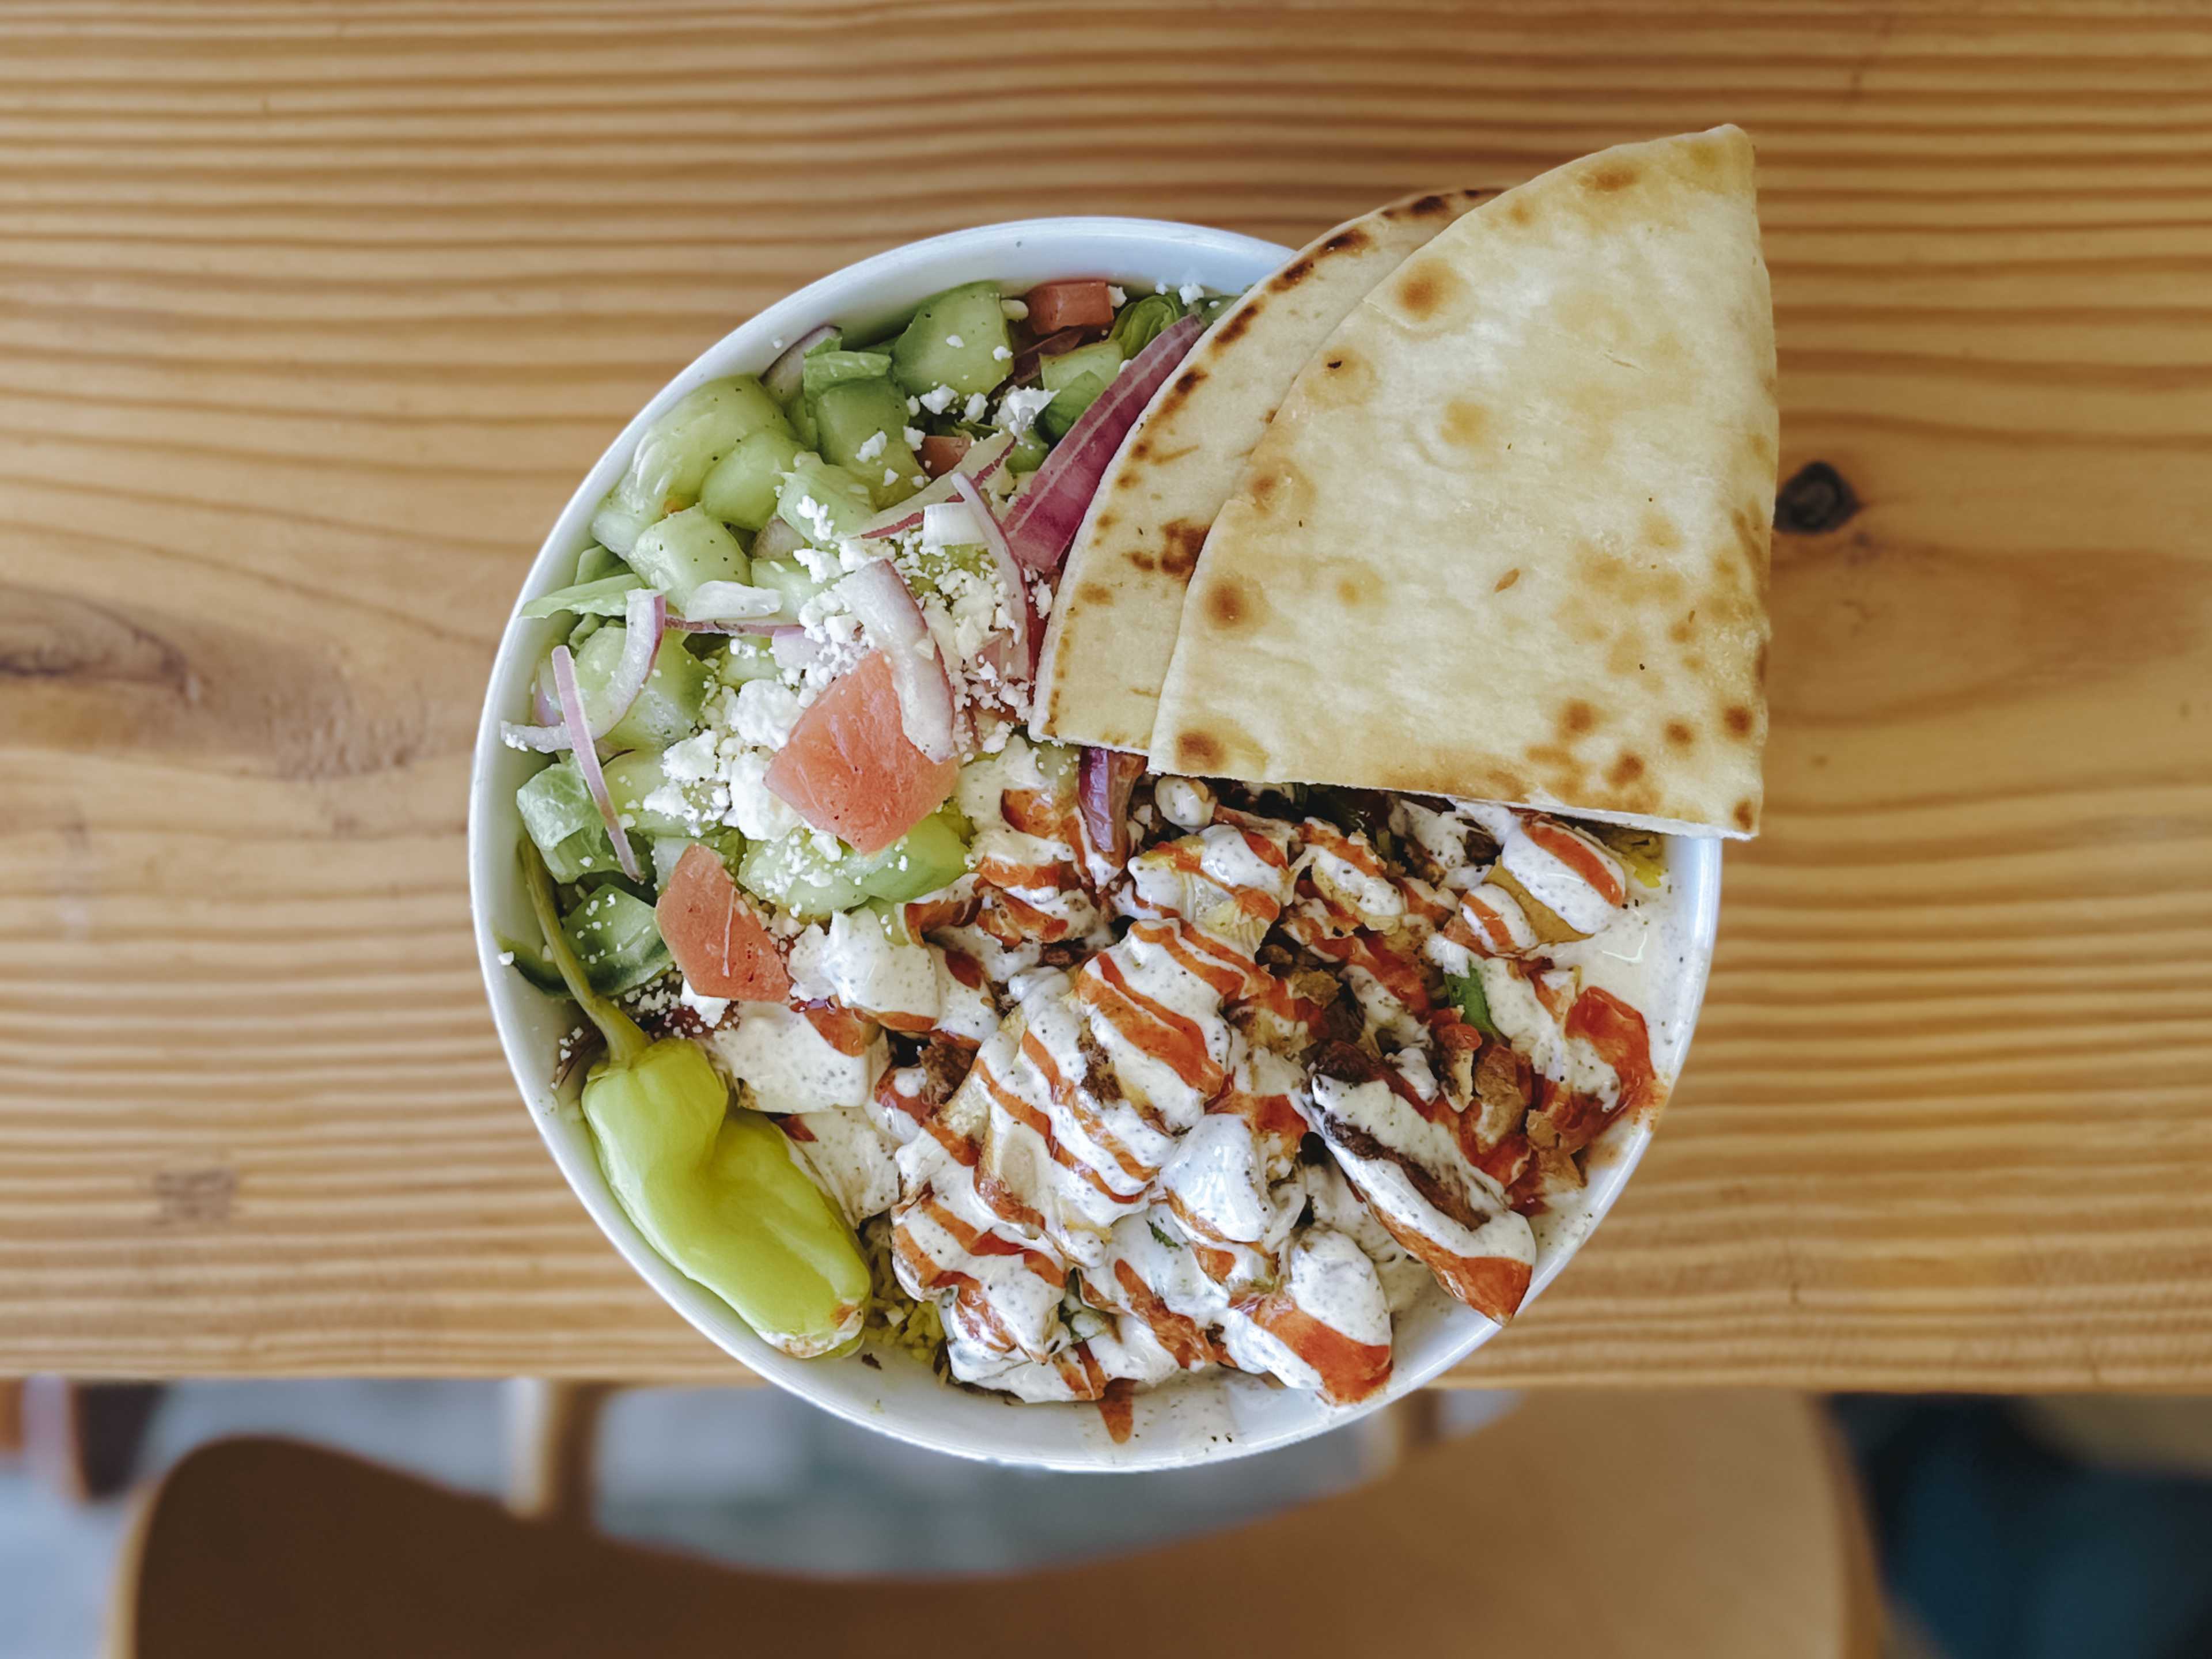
<box><xmin>519</xmin><ymin>838</ymin><xmax>652</xmax><ymax>1069</ymax></box>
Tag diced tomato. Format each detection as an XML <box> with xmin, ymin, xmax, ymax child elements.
<box><xmin>1024</xmin><ymin>279</ymin><xmax>1115</xmax><ymax>332</ymax></box>
<box><xmin>916</xmin><ymin>434</ymin><xmax>971</xmax><ymax>478</ymax></box>
<box><xmin>654</xmin><ymin>843</ymin><xmax>790</xmax><ymax>1002</ymax></box>
<box><xmin>763</xmin><ymin>652</ymin><xmax>959</xmax><ymax>855</ymax></box>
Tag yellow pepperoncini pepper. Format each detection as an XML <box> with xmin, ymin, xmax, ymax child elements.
<box><xmin>522</xmin><ymin>842</ymin><xmax>869</xmax><ymax>1359</ymax></box>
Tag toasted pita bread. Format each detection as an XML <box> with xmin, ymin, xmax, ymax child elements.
<box><xmin>1032</xmin><ymin>188</ymin><xmax>1491</xmax><ymax>753</ymax></box>
<box><xmin>1150</xmin><ymin>128</ymin><xmax>1777</xmax><ymax>838</ymax></box>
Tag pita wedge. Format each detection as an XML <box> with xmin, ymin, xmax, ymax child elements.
<box><xmin>1033</xmin><ymin>188</ymin><xmax>1491</xmax><ymax>753</ymax></box>
<box><xmin>1150</xmin><ymin>127</ymin><xmax>1777</xmax><ymax>838</ymax></box>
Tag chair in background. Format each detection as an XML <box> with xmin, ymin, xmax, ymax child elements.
<box><xmin>108</xmin><ymin>1389</ymin><xmax>1883</xmax><ymax>1658</ymax></box>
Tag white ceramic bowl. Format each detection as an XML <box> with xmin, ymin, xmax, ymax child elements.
<box><xmin>469</xmin><ymin>218</ymin><xmax>1722</xmax><ymax>1471</ymax></box>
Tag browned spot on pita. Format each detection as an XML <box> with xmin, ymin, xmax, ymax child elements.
<box><xmin>1093</xmin><ymin>509</ymin><xmax>1118</xmax><ymax>533</ymax></box>
<box><xmin>1335</xmin><ymin>573</ymin><xmax>1373</xmax><ymax>607</ymax></box>
<box><xmin>1756</xmin><ymin>641</ymin><xmax>1770</xmax><ymax>685</ymax></box>
<box><xmin>1683</xmin><ymin>653</ymin><xmax>1707</xmax><ymax>673</ymax></box>
<box><xmin>1642</xmin><ymin>508</ymin><xmax>1681</xmax><ymax>551</ymax></box>
<box><xmin>1078</xmin><ymin>581</ymin><xmax>1115</xmax><ymax>607</ymax></box>
<box><xmin>1212</xmin><ymin>304</ymin><xmax>1256</xmax><ymax>346</ymax></box>
<box><xmin>1607</xmin><ymin>752</ymin><xmax>1646</xmax><ymax>786</ymax></box>
<box><xmin>1244</xmin><ymin>458</ymin><xmax>1313</xmax><ymax>522</ymax></box>
<box><xmin>1269</xmin><ymin>256</ymin><xmax>1316</xmax><ymax>292</ymax></box>
<box><xmin>1147</xmin><ymin>442</ymin><xmax>1200</xmax><ymax>465</ymax></box>
<box><xmin>1723</xmin><ymin>703</ymin><xmax>1755</xmax><ymax>738</ymax></box>
<box><xmin>1586</xmin><ymin>161</ymin><xmax>1640</xmax><ymax>194</ymax></box>
<box><xmin>1391</xmin><ymin>263</ymin><xmax>1452</xmax><ymax>323</ymax></box>
<box><xmin>1523</xmin><ymin>744</ymin><xmax>1589</xmax><ymax>794</ymax></box>
<box><xmin>1559</xmin><ymin>700</ymin><xmax>1597</xmax><ymax>738</ymax></box>
<box><xmin>1506</xmin><ymin>196</ymin><xmax>1535</xmax><ymax>227</ymax></box>
<box><xmin>1441</xmin><ymin>398</ymin><xmax>1488</xmax><ymax>450</ymax></box>
<box><xmin>1606</xmin><ymin>631</ymin><xmax>1648</xmax><ymax>677</ymax></box>
<box><xmin>1495</xmin><ymin>567</ymin><xmax>1521</xmax><ymax>593</ymax></box>
<box><xmin>1304</xmin><ymin>347</ymin><xmax>1376</xmax><ymax>410</ymax></box>
<box><xmin>1128</xmin><ymin>436</ymin><xmax>1152</xmax><ymax>461</ymax></box>
<box><xmin>1205</xmin><ymin>578</ymin><xmax>1253</xmax><ymax>631</ymax></box>
<box><xmin>1665</xmin><ymin>719</ymin><xmax>1696</xmax><ymax>750</ymax></box>
<box><xmin>1407</xmin><ymin>193</ymin><xmax>1454</xmax><ymax>217</ymax></box>
<box><xmin>1320</xmin><ymin>227</ymin><xmax>1373</xmax><ymax>255</ymax></box>
<box><xmin>1668</xmin><ymin>611</ymin><xmax>1698</xmax><ymax>644</ymax></box>
<box><xmin>1159</xmin><ymin>519</ymin><xmax>1209</xmax><ymax>581</ymax></box>
<box><xmin>1128</xmin><ymin>551</ymin><xmax>1156</xmax><ymax>573</ymax></box>
<box><xmin>1175</xmin><ymin>730</ymin><xmax>1225</xmax><ymax>770</ymax></box>
<box><xmin>1733</xmin><ymin>798</ymin><xmax>1756</xmax><ymax>832</ymax></box>
<box><xmin>1172</xmin><ymin>366</ymin><xmax>1207</xmax><ymax>397</ymax></box>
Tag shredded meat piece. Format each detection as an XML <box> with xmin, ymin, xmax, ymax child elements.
<box><xmin>1470</xmin><ymin>1043</ymin><xmax>1533</xmax><ymax>1151</ymax></box>
<box><xmin>911</xmin><ymin>1037</ymin><xmax>976</xmax><ymax>1111</ymax></box>
<box><xmin>1074</xmin><ymin>1024</ymin><xmax>1124</xmax><ymax>1104</ymax></box>
<box><xmin>1527</xmin><ymin>1079</ymin><xmax>1613</xmax><ymax>1157</ymax></box>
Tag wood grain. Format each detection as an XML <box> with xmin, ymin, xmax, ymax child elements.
<box><xmin>2</xmin><ymin>0</ymin><xmax>2208</xmax><ymax>1388</ymax></box>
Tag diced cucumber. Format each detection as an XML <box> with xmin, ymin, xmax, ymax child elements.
<box><xmin>718</xmin><ymin>634</ymin><xmax>784</xmax><ymax>684</ymax></box>
<box><xmin>1040</xmin><ymin>341</ymin><xmax>1123</xmax><ymax>395</ymax></box>
<box><xmin>1007</xmin><ymin>429</ymin><xmax>1048</xmax><ymax>471</ymax></box>
<box><xmin>698</xmin><ymin>428</ymin><xmax>805</xmax><ymax>533</ymax></box>
<box><xmin>737</xmin><ymin>832</ymin><xmax>872</xmax><ymax>921</ymax></box>
<box><xmin>627</xmin><ymin>507</ymin><xmax>751</xmax><ymax>612</ymax></box>
<box><xmin>891</xmin><ymin>280</ymin><xmax>1013</xmax><ymax>398</ymax></box>
<box><xmin>776</xmin><ymin>456</ymin><xmax>876</xmax><ymax>547</ymax></box>
<box><xmin>573</xmin><ymin>625</ymin><xmax>714</xmax><ymax>751</ymax></box>
<box><xmin>590</xmin><ymin>481</ymin><xmax>660</xmax><ymax>559</ymax></box>
<box><xmin>600</xmin><ymin>748</ymin><xmax>692</xmax><ymax>839</ymax></box>
<box><xmin>561</xmin><ymin>884</ymin><xmax>671</xmax><ymax>996</ymax></box>
<box><xmin>804</xmin><ymin>328</ymin><xmax>846</xmax><ymax>359</ymax></box>
<box><xmin>575</xmin><ymin>544</ymin><xmax>627</xmax><ymax>584</ymax></box>
<box><xmin>1039</xmin><ymin>372</ymin><xmax>1109</xmax><ymax>441</ymax></box>
<box><xmin>516</xmin><ymin>760</ymin><xmax>622</xmax><ymax>884</ymax></box>
<box><xmin>747</xmin><ymin>556</ymin><xmax>832</xmax><ymax>619</ymax></box>
<box><xmin>1108</xmin><ymin>293</ymin><xmax>1183</xmax><ymax>356</ymax></box>
<box><xmin>650</xmin><ymin>830</ymin><xmax>745</xmax><ymax>892</ymax></box>
<box><xmin>497</xmin><ymin>931</ymin><xmax>568</xmax><ymax>995</ymax></box>
<box><xmin>624</xmin><ymin>374</ymin><xmax>793</xmax><ymax>510</ymax></box>
<box><xmin>846</xmin><ymin>808</ymin><xmax>972</xmax><ymax>903</ymax></box>
<box><xmin>801</xmin><ymin>349</ymin><xmax>894</xmax><ymax>402</ymax></box>
<box><xmin>521</xmin><ymin>572</ymin><xmax>644</xmax><ymax>619</ymax></box>
<box><xmin>813</xmin><ymin>378</ymin><xmax>926</xmax><ymax>509</ymax></box>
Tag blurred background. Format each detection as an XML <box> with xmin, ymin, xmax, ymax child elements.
<box><xmin>12</xmin><ymin>1379</ymin><xmax>2212</xmax><ymax>1656</ymax></box>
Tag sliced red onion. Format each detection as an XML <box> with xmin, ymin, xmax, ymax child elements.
<box><xmin>1003</xmin><ymin>315</ymin><xmax>1202</xmax><ymax>574</ymax></box>
<box><xmin>948</xmin><ymin>471</ymin><xmax>1031</xmax><ymax>684</ymax></box>
<box><xmin>1006</xmin><ymin>326</ymin><xmax>1094</xmax><ymax>385</ymax></box>
<box><xmin>680</xmin><ymin>580</ymin><xmax>782</xmax><ymax>622</ymax></box>
<box><xmin>501</xmin><ymin>587</ymin><xmax>664</xmax><ymax>752</ymax></box>
<box><xmin>552</xmin><ymin>644</ymin><xmax>643</xmax><ymax>882</ymax></box>
<box><xmin>531</xmin><ymin>669</ymin><xmax>559</xmax><ymax>725</ymax></box>
<box><xmin>1078</xmin><ymin>747</ymin><xmax>1147</xmax><ymax>872</ymax></box>
<box><xmin>857</xmin><ymin>431</ymin><xmax>1013</xmax><ymax>540</ymax></box>
<box><xmin>840</xmin><ymin>558</ymin><xmax>957</xmax><ymax>763</ymax></box>
<box><xmin>668</xmin><ymin>616</ymin><xmax>801</xmax><ymax>637</ymax></box>
<box><xmin>762</xmin><ymin>324</ymin><xmax>836</xmax><ymax>403</ymax></box>
<box><xmin>751</xmin><ymin>517</ymin><xmax>808</xmax><ymax>562</ymax></box>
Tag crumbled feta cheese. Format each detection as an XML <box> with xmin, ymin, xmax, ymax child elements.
<box><xmin>789</xmin><ymin>494</ymin><xmax>836</xmax><ymax>543</ymax></box>
<box><xmin>992</xmin><ymin>345</ymin><xmax>1012</xmax><ymax>362</ymax></box>
<box><xmin>881</xmin><ymin>466</ymin><xmax>899</xmax><ymax>486</ymax></box>
<box><xmin>905</xmin><ymin>395</ymin><xmax>921</xmax><ymax>416</ymax></box>
<box><xmin>720</xmin><ymin>747</ymin><xmax>804</xmax><ymax>839</ymax></box>
<box><xmin>854</xmin><ymin>430</ymin><xmax>887</xmax><ymax>464</ymax></box>
<box><xmin>945</xmin><ymin>334</ymin><xmax>964</xmax><ymax>349</ymax></box>
<box><xmin>1107</xmin><ymin>285</ymin><xmax>1127</xmax><ymax>306</ymax></box>
<box><xmin>999</xmin><ymin>298</ymin><xmax>1029</xmax><ymax>320</ymax></box>
<box><xmin>995</xmin><ymin>385</ymin><xmax>1057</xmax><ymax>437</ymax></box>
<box><xmin>660</xmin><ymin>730</ymin><xmax>721</xmax><ymax>784</ymax></box>
<box><xmin>1178</xmin><ymin>281</ymin><xmax>1206</xmax><ymax>306</ymax></box>
<box><xmin>730</xmin><ymin>679</ymin><xmax>804</xmax><ymax>748</ymax></box>
<box><xmin>793</xmin><ymin>541</ymin><xmax>840</xmax><ymax>582</ymax></box>
<box><xmin>963</xmin><ymin>392</ymin><xmax>988</xmax><ymax>423</ymax></box>
<box><xmin>679</xmin><ymin>980</ymin><xmax>730</xmax><ymax>1027</ymax></box>
<box><xmin>903</xmin><ymin>425</ymin><xmax>925</xmax><ymax>447</ymax></box>
<box><xmin>498</xmin><ymin>950</ymin><xmax>516</xmax><ymax>966</ymax></box>
<box><xmin>918</xmin><ymin>385</ymin><xmax>958</xmax><ymax>415</ymax></box>
<box><xmin>1033</xmin><ymin>582</ymin><xmax>1052</xmax><ymax>618</ymax></box>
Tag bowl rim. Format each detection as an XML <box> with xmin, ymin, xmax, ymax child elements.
<box><xmin>467</xmin><ymin>215</ymin><xmax>1723</xmax><ymax>1471</ymax></box>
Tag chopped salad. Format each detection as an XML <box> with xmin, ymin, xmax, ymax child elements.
<box><xmin>502</xmin><ymin>276</ymin><xmax>1667</xmax><ymax>1415</ymax></box>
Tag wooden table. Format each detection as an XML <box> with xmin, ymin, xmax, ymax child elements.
<box><xmin>3</xmin><ymin>1</ymin><xmax>2208</xmax><ymax>1390</ymax></box>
